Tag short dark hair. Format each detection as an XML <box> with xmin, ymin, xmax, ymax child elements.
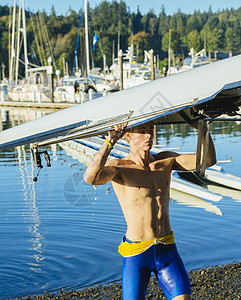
<box><xmin>126</xmin><ymin>122</ymin><xmax>154</xmax><ymax>133</ymax></box>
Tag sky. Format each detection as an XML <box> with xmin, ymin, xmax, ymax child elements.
<box><xmin>2</xmin><ymin>0</ymin><xmax>241</xmax><ymax>16</ymax></box>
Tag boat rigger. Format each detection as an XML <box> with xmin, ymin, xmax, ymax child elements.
<box><xmin>58</xmin><ymin>136</ymin><xmax>226</xmax><ymax>203</ymax></box>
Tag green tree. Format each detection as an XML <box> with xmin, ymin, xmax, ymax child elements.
<box><xmin>129</xmin><ymin>31</ymin><xmax>150</xmax><ymax>62</ymax></box>
<box><xmin>2</xmin><ymin>1</ymin><xmax>241</xmax><ymax>75</ymax></box>
<box><xmin>186</xmin><ymin>15</ymin><xmax>201</xmax><ymax>33</ymax></box>
<box><xmin>232</xmin><ymin>21</ymin><xmax>241</xmax><ymax>53</ymax></box>
<box><xmin>225</xmin><ymin>27</ymin><xmax>236</xmax><ymax>57</ymax></box>
<box><xmin>175</xmin><ymin>10</ymin><xmax>186</xmax><ymax>36</ymax></box>
<box><xmin>158</xmin><ymin>6</ymin><xmax>169</xmax><ymax>36</ymax></box>
<box><xmin>53</xmin><ymin>27</ymin><xmax>80</xmax><ymax>73</ymax></box>
<box><xmin>161</xmin><ymin>29</ymin><xmax>180</xmax><ymax>52</ymax></box>
<box><xmin>206</xmin><ymin>16</ymin><xmax>219</xmax><ymax>31</ymax></box>
<box><xmin>187</xmin><ymin>30</ymin><xmax>201</xmax><ymax>52</ymax></box>
<box><xmin>141</xmin><ymin>9</ymin><xmax>156</xmax><ymax>34</ymax></box>
<box><xmin>149</xmin><ymin>17</ymin><xmax>158</xmax><ymax>36</ymax></box>
<box><xmin>131</xmin><ymin>7</ymin><xmax>142</xmax><ymax>34</ymax></box>
<box><xmin>56</xmin><ymin>52</ymin><xmax>68</xmax><ymax>75</ymax></box>
<box><xmin>0</xmin><ymin>31</ymin><xmax>8</xmax><ymax>76</ymax></box>
<box><xmin>206</xmin><ymin>30</ymin><xmax>218</xmax><ymax>56</ymax></box>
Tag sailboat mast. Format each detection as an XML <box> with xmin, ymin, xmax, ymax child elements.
<box><xmin>22</xmin><ymin>0</ymin><xmax>29</xmax><ymax>80</ymax></box>
<box><xmin>14</xmin><ymin>0</ymin><xmax>29</xmax><ymax>84</ymax></box>
<box><xmin>15</xmin><ymin>0</ymin><xmax>22</xmax><ymax>84</ymax></box>
<box><xmin>9</xmin><ymin>0</ymin><xmax>16</xmax><ymax>82</ymax></box>
<box><xmin>84</xmin><ymin>0</ymin><xmax>90</xmax><ymax>77</ymax></box>
<box><xmin>168</xmin><ymin>30</ymin><xmax>171</xmax><ymax>76</ymax></box>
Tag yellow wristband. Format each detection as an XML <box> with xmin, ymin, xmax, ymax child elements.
<box><xmin>105</xmin><ymin>138</ymin><xmax>113</xmax><ymax>149</ymax></box>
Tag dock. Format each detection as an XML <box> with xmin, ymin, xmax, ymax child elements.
<box><xmin>0</xmin><ymin>100</ymin><xmax>74</xmax><ymax>110</ymax></box>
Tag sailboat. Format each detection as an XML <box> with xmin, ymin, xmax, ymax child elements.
<box><xmin>54</xmin><ymin>0</ymin><xmax>113</xmax><ymax>103</ymax></box>
<box><xmin>7</xmin><ymin>0</ymin><xmax>52</xmax><ymax>103</ymax></box>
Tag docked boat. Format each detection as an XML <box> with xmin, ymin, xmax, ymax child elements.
<box><xmin>205</xmin><ymin>165</ymin><xmax>241</xmax><ymax>191</ymax></box>
<box><xmin>88</xmin><ymin>74</ymin><xmax>119</xmax><ymax>94</ymax></box>
<box><xmin>54</xmin><ymin>75</ymin><xmax>102</xmax><ymax>103</ymax></box>
<box><xmin>7</xmin><ymin>67</ymin><xmax>51</xmax><ymax>103</ymax></box>
<box><xmin>0</xmin><ymin>79</ymin><xmax>9</xmax><ymax>102</ymax></box>
<box><xmin>108</xmin><ymin>47</ymin><xmax>161</xmax><ymax>89</ymax></box>
<box><xmin>171</xmin><ymin>171</ymin><xmax>222</xmax><ymax>202</ymax></box>
<box><xmin>177</xmin><ymin>165</ymin><xmax>241</xmax><ymax>191</ymax></box>
<box><xmin>168</xmin><ymin>48</ymin><xmax>210</xmax><ymax>75</ymax></box>
<box><xmin>7</xmin><ymin>0</ymin><xmax>53</xmax><ymax>104</ymax></box>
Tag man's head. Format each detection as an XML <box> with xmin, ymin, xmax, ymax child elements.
<box><xmin>125</xmin><ymin>123</ymin><xmax>154</xmax><ymax>151</ymax></box>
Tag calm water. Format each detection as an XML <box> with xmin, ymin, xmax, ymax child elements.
<box><xmin>1</xmin><ymin>108</ymin><xmax>241</xmax><ymax>299</ymax></box>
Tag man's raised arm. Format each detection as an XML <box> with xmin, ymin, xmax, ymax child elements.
<box><xmin>173</xmin><ymin>120</ymin><xmax>217</xmax><ymax>171</ymax></box>
<box><xmin>83</xmin><ymin>124</ymin><xmax>126</xmax><ymax>185</ymax></box>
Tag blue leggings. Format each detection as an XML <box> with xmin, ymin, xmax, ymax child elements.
<box><xmin>122</xmin><ymin>242</ymin><xmax>191</xmax><ymax>300</ymax></box>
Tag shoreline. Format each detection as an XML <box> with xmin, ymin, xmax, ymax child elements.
<box><xmin>14</xmin><ymin>261</ymin><xmax>241</xmax><ymax>299</ymax></box>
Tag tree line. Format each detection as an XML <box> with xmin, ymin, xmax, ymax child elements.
<box><xmin>0</xmin><ymin>1</ymin><xmax>241</xmax><ymax>78</ymax></box>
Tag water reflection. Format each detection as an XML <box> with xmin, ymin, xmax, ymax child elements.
<box><xmin>157</xmin><ymin>121</ymin><xmax>241</xmax><ymax>141</ymax></box>
<box><xmin>16</xmin><ymin>145</ymin><xmax>45</xmax><ymax>272</ymax></box>
<box><xmin>0</xmin><ymin>107</ymin><xmax>58</xmax><ymax>132</ymax></box>
<box><xmin>207</xmin><ymin>184</ymin><xmax>241</xmax><ymax>202</ymax></box>
<box><xmin>1</xmin><ymin>107</ymin><xmax>241</xmax><ymax>299</ymax></box>
<box><xmin>170</xmin><ymin>189</ymin><xmax>223</xmax><ymax>216</ymax></box>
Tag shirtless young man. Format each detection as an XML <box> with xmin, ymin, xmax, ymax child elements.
<box><xmin>84</xmin><ymin>121</ymin><xmax>216</xmax><ymax>300</ymax></box>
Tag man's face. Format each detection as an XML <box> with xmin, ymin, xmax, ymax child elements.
<box><xmin>127</xmin><ymin>124</ymin><xmax>154</xmax><ymax>151</ymax></box>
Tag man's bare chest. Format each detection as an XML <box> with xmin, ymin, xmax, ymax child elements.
<box><xmin>115</xmin><ymin>161</ymin><xmax>172</xmax><ymax>190</ymax></box>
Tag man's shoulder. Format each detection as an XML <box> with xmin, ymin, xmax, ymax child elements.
<box><xmin>105</xmin><ymin>158</ymin><xmax>132</xmax><ymax>182</ymax></box>
<box><xmin>153</xmin><ymin>151</ymin><xmax>180</xmax><ymax>161</ymax></box>
<box><xmin>106</xmin><ymin>157</ymin><xmax>130</xmax><ymax>167</ymax></box>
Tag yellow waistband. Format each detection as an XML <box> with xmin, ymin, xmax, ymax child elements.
<box><xmin>118</xmin><ymin>231</ymin><xmax>175</xmax><ymax>257</ymax></box>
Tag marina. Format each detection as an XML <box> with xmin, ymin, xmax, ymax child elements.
<box><xmin>1</xmin><ymin>54</ymin><xmax>241</xmax><ymax>299</ymax></box>
<box><xmin>1</xmin><ymin>2</ymin><xmax>241</xmax><ymax>299</ymax></box>
<box><xmin>0</xmin><ymin>0</ymin><xmax>161</xmax><ymax>108</ymax></box>
<box><xmin>1</xmin><ymin>108</ymin><xmax>241</xmax><ymax>299</ymax></box>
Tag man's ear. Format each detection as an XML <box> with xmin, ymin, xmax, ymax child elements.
<box><xmin>125</xmin><ymin>132</ymin><xmax>132</xmax><ymax>142</ymax></box>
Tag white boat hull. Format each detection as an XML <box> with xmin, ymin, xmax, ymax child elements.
<box><xmin>171</xmin><ymin>172</ymin><xmax>222</xmax><ymax>202</ymax></box>
<box><xmin>205</xmin><ymin>165</ymin><xmax>241</xmax><ymax>191</ymax></box>
<box><xmin>1</xmin><ymin>55</ymin><xmax>241</xmax><ymax>150</ymax></box>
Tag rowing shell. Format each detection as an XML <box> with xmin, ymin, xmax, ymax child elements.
<box><xmin>1</xmin><ymin>54</ymin><xmax>241</xmax><ymax>150</ymax></box>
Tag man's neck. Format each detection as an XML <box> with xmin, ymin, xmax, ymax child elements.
<box><xmin>129</xmin><ymin>148</ymin><xmax>153</xmax><ymax>167</ymax></box>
